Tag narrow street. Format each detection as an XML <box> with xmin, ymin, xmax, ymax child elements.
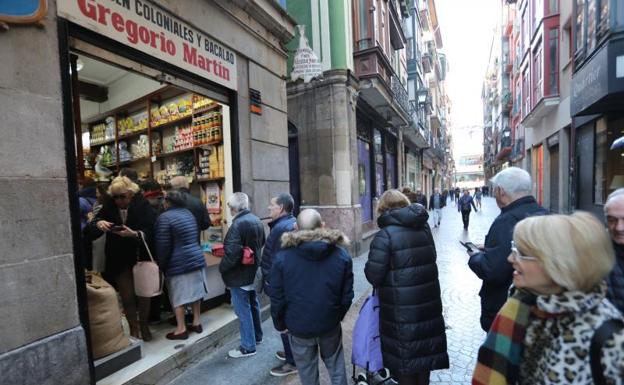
<box><xmin>167</xmin><ymin>197</ymin><xmax>500</xmax><ymax>385</ymax></box>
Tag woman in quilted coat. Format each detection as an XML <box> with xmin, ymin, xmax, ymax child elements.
<box><xmin>365</xmin><ymin>189</ymin><xmax>449</xmax><ymax>385</ymax></box>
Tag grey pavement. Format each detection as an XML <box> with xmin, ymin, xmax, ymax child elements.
<box><xmin>167</xmin><ymin>197</ymin><xmax>500</xmax><ymax>385</ymax></box>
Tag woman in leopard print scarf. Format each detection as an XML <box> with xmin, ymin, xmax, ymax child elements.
<box><xmin>474</xmin><ymin>212</ymin><xmax>624</xmax><ymax>384</ymax></box>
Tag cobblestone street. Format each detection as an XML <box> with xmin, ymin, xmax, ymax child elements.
<box><xmin>167</xmin><ymin>197</ymin><xmax>500</xmax><ymax>385</ymax></box>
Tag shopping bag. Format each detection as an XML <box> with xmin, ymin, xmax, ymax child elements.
<box><xmin>242</xmin><ymin>246</ymin><xmax>254</xmax><ymax>265</ymax></box>
<box><xmin>132</xmin><ymin>231</ymin><xmax>163</xmax><ymax>297</ymax></box>
<box><xmin>211</xmin><ymin>243</ymin><xmax>225</xmax><ymax>257</ymax></box>
<box><xmin>351</xmin><ymin>291</ymin><xmax>384</xmax><ymax>372</ymax></box>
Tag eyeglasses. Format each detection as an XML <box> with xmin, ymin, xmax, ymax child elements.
<box><xmin>510</xmin><ymin>241</ymin><xmax>538</xmax><ymax>262</ymax></box>
<box><xmin>112</xmin><ymin>194</ymin><xmax>129</xmax><ymax>200</ymax></box>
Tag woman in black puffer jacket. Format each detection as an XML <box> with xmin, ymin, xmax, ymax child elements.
<box><xmin>365</xmin><ymin>190</ymin><xmax>449</xmax><ymax>385</ymax></box>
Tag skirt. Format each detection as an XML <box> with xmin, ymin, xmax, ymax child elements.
<box><xmin>167</xmin><ymin>268</ymin><xmax>208</xmax><ymax>308</ymax></box>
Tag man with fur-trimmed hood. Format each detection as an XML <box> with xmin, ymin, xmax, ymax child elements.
<box><xmin>269</xmin><ymin>209</ymin><xmax>354</xmax><ymax>385</ymax></box>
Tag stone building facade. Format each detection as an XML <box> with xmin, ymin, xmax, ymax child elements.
<box><xmin>0</xmin><ymin>1</ymin><xmax>294</xmax><ymax>383</ymax></box>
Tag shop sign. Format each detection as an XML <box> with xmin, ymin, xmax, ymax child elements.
<box><xmin>571</xmin><ymin>43</ymin><xmax>608</xmax><ymax>116</ymax></box>
<box><xmin>58</xmin><ymin>0</ymin><xmax>237</xmax><ymax>90</ymax></box>
<box><xmin>291</xmin><ymin>25</ymin><xmax>322</xmax><ymax>83</ymax></box>
<box><xmin>0</xmin><ymin>0</ymin><xmax>47</xmax><ymax>27</ymax></box>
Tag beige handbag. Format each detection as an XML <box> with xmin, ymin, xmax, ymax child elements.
<box><xmin>132</xmin><ymin>231</ymin><xmax>163</xmax><ymax>297</ymax></box>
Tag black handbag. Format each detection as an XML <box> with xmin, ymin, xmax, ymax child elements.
<box><xmin>590</xmin><ymin>318</ymin><xmax>624</xmax><ymax>385</ymax></box>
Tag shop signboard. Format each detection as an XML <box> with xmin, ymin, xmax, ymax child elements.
<box><xmin>291</xmin><ymin>25</ymin><xmax>322</xmax><ymax>83</ymax></box>
<box><xmin>571</xmin><ymin>42</ymin><xmax>608</xmax><ymax>116</ymax></box>
<box><xmin>0</xmin><ymin>0</ymin><xmax>47</xmax><ymax>26</ymax></box>
<box><xmin>58</xmin><ymin>0</ymin><xmax>237</xmax><ymax>90</ymax></box>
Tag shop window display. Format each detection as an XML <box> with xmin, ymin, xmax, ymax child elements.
<box><xmin>74</xmin><ymin>53</ymin><xmax>233</xmax><ymax>381</ymax></box>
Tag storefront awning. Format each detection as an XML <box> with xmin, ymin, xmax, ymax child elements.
<box><xmin>571</xmin><ymin>39</ymin><xmax>624</xmax><ymax>117</ymax></box>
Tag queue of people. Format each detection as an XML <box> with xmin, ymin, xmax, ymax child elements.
<box><xmin>80</xmin><ymin>165</ymin><xmax>624</xmax><ymax>385</ymax></box>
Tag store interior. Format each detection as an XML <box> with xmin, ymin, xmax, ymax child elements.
<box><xmin>73</xmin><ymin>52</ymin><xmax>236</xmax><ymax>384</ymax></box>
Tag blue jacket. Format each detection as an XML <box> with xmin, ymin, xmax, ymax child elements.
<box><xmin>468</xmin><ymin>195</ymin><xmax>547</xmax><ymax>330</ymax></box>
<box><xmin>457</xmin><ymin>194</ymin><xmax>477</xmax><ymax>212</ymax></box>
<box><xmin>260</xmin><ymin>214</ymin><xmax>296</xmax><ymax>289</ymax></box>
<box><xmin>270</xmin><ymin>228</ymin><xmax>354</xmax><ymax>338</ymax></box>
<box><xmin>155</xmin><ymin>207</ymin><xmax>206</xmax><ymax>277</ymax></box>
<box><xmin>607</xmin><ymin>243</ymin><xmax>624</xmax><ymax>313</ymax></box>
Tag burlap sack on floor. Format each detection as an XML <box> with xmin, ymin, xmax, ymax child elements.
<box><xmin>86</xmin><ymin>272</ymin><xmax>130</xmax><ymax>359</ymax></box>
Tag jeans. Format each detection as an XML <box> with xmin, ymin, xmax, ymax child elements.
<box><xmin>289</xmin><ymin>326</ymin><xmax>348</xmax><ymax>385</ymax></box>
<box><xmin>281</xmin><ymin>332</ymin><xmax>296</xmax><ymax>366</ymax></box>
<box><xmin>432</xmin><ymin>208</ymin><xmax>442</xmax><ymax>225</ymax></box>
<box><xmin>230</xmin><ymin>287</ymin><xmax>263</xmax><ymax>351</ymax></box>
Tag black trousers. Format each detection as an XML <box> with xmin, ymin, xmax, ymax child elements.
<box><xmin>461</xmin><ymin>210</ymin><xmax>471</xmax><ymax>229</ymax></box>
<box><xmin>396</xmin><ymin>372</ymin><xmax>430</xmax><ymax>385</ymax></box>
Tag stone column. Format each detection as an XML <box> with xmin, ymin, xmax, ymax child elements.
<box><xmin>287</xmin><ymin>70</ymin><xmax>363</xmax><ymax>254</ymax></box>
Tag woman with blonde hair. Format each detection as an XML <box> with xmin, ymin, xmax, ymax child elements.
<box><xmin>365</xmin><ymin>190</ymin><xmax>448</xmax><ymax>385</ymax></box>
<box><xmin>473</xmin><ymin>211</ymin><xmax>624</xmax><ymax>384</ymax></box>
<box><xmin>87</xmin><ymin>176</ymin><xmax>157</xmax><ymax>341</ymax></box>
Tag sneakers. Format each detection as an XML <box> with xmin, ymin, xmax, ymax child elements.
<box><xmin>228</xmin><ymin>347</ymin><xmax>256</xmax><ymax>358</ymax></box>
<box><xmin>270</xmin><ymin>363</ymin><xmax>297</xmax><ymax>377</ymax></box>
<box><xmin>256</xmin><ymin>339</ymin><xmax>263</xmax><ymax>345</ymax></box>
<box><xmin>275</xmin><ymin>351</ymin><xmax>286</xmax><ymax>361</ymax></box>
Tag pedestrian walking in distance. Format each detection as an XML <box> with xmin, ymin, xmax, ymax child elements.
<box><xmin>154</xmin><ymin>190</ymin><xmax>207</xmax><ymax>340</ymax></box>
<box><xmin>260</xmin><ymin>193</ymin><xmax>298</xmax><ymax>377</ymax></box>
<box><xmin>428</xmin><ymin>188</ymin><xmax>445</xmax><ymax>228</ymax></box>
<box><xmin>473</xmin><ymin>212</ymin><xmax>624</xmax><ymax>384</ymax></box>
<box><xmin>467</xmin><ymin>167</ymin><xmax>547</xmax><ymax>331</ymax></box>
<box><xmin>219</xmin><ymin>192</ymin><xmax>266</xmax><ymax>358</ymax></box>
<box><xmin>457</xmin><ymin>189</ymin><xmax>478</xmax><ymax>230</ymax></box>
<box><xmin>269</xmin><ymin>209</ymin><xmax>354</xmax><ymax>385</ymax></box>
<box><xmin>474</xmin><ymin>187</ymin><xmax>482</xmax><ymax>210</ymax></box>
<box><xmin>365</xmin><ymin>190</ymin><xmax>449</xmax><ymax>385</ymax></box>
<box><xmin>604</xmin><ymin>188</ymin><xmax>624</xmax><ymax>313</ymax></box>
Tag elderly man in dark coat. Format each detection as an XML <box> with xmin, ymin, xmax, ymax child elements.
<box><xmin>604</xmin><ymin>188</ymin><xmax>624</xmax><ymax>313</ymax></box>
<box><xmin>220</xmin><ymin>192</ymin><xmax>266</xmax><ymax>358</ymax></box>
<box><xmin>467</xmin><ymin>167</ymin><xmax>547</xmax><ymax>331</ymax></box>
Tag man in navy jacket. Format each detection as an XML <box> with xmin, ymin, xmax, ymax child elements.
<box><xmin>260</xmin><ymin>193</ymin><xmax>297</xmax><ymax>377</ymax></box>
<box><xmin>270</xmin><ymin>209</ymin><xmax>353</xmax><ymax>385</ymax></box>
<box><xmin>467</xmin><ymin>167</ymin><xmax>547</xmax><ymax>331</ymax></box>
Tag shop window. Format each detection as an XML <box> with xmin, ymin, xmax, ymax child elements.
<box><xmin>606</xmin><ymin>117</ymin><xmax>624</xmax><ymax>195</ymax></box>
<box><xmin>374</xmin><ymin>129</ymin><xmax>384</xmax><ymax>196</ymax></box>
<box><xmin>594</xmin><ymin>118</ymin><xmax>607</xmax><ymax>204</ymax></box>
<box><xmin>548</xmin><ymin>28</ymin><xmax>559</xmax><ymax>95</ymax></box>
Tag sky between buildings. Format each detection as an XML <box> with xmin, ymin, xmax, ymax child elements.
<box><xmin>436</xmin><ymin>0</ymin><xmax>501</xmax><ymax>157</ymax></box>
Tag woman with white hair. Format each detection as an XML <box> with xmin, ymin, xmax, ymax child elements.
<box><xmin>473</xmin><ymin>212</ymin><xmax>624</xmax><ymax>384</ymax></box>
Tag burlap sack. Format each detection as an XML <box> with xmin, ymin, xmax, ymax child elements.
<box><xmin>86</xmin><ymin>272</ymin><xmax>130</xmax><ymax>359</ymax></box>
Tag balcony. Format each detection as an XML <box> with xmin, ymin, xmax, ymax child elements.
<box><xmin>502</xmin><ymin>92</ymin><xmax>513</xmax><ymax>113</ymax></box>
<box><xmin>391</xmin><ymin>75</ymin><xmax>410</xmax><ymax>115</ymax></box>
<box><xmin>354</xmin><ymin>45</ymin><xmax>410</xmax><ymax>126</ymax></box>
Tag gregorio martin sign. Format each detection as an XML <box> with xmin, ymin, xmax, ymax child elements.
<box><xmin>58</xmin><ymin>0</ymin><xmax>237</xmax><ymax>90</ymax></box>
